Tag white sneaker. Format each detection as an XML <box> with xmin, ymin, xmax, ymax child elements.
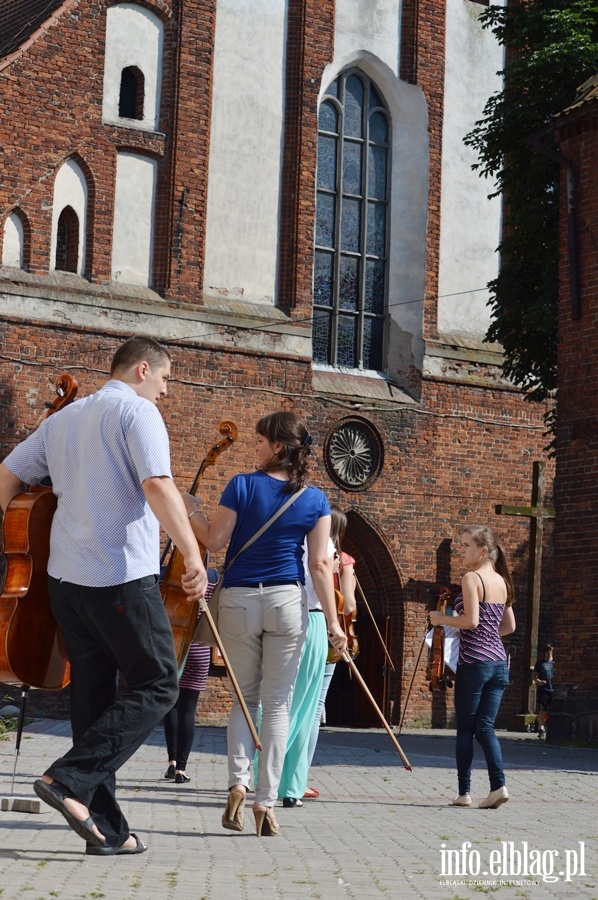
<box><xmin>478</xmin><ymin>786</ymin><xmax>509</xmax><ymax>809</ymax></box>
<box><xmin>452</xmin><ymin>793</ymin><xmax>472</xmax><ymax>807</ymax></box>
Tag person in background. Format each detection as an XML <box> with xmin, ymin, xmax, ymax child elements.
<box><xmin>533</xmin><ymin>644</ymin><xmax>554</xmax><ymax>739</ymax></box>
<box><xmin>430</xmin><ymin>525</ymin><xmax>515</xmax><ymax>810</ymax></box>
<box><xmin>184</xmin><ymin>412</ymin><xmax>347</xmax><ymax>836</ymax></box>
<box><xmin>0</xmin><ymin>336</ymin><xmax>207</xmax><ymax>855</ymax></box>
<box><xmin>300</xmin><ymin>505</ymin><xmax>357</xmax><ymax>802</ymax></box>
<box><xmin>163</xmin><ymin>567</ymin><xmax>220</xmax><ymax>783</ymax></box>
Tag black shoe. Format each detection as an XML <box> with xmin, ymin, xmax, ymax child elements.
<box><xmin>282</xmin><ymin>797</ymin><xmax>303</xmax><ymax>808</ymax></box>
<box><xmin>164</xmin><ymin>764</ymin><xmax>176</xmax><ymax>779</ymax></box>
<box><xmin>175</xmin><ymin>771</ymin><xmax>190</xmax><ymax>784</ymax></box>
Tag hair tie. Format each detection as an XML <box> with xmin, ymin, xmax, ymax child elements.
<box><xmin>301</xmin><ymin>431</ymin><xmax>313</xmax><ymax>446</ymax></box>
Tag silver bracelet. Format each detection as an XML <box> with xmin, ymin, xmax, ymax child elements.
<box><xmin>188</xmin><ymin>508</ymin><xmax>199</xmax><ymax>520</ymax></box>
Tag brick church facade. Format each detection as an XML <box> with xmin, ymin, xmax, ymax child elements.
<box><xmin>0</xmin><ymin>0</ymin><xmax>554</xmax><ymax>728</ymax></box>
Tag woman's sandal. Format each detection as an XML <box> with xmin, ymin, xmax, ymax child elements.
<box><xmin>253</xmin><ymin>805</ymin><xmax>280</xmax><ymax>836</ymax></box>
<box><xmin>222</xmin><ymin>788</ymin><xmax>246</xmax><ymax>832</ymax></box>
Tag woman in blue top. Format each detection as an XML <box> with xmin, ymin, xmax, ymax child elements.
<box><xmin>185</xmin><ymin>412</ymin><xmax>347</xmax><ymax>836</ymax></box>
<box><xmin>430</xmin><ymin>525</ymin><xmax>516</xmax><ymax>810</ymax></box>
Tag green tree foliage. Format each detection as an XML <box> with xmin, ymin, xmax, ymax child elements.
<box><xmin>464</xmin><ymin>1</ymin><xmax>598</xmax><ymax>401</ymax></box>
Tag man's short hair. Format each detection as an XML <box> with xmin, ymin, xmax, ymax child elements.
<box><xmin>110</xmin><ymin>337</ymin><xmax>171</xmax><ymax>376</ymax></box>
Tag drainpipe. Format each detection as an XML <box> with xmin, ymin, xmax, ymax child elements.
<box><xmin>532</xmin><ymin>137</ymin><xmax>581</xmax><ymax>320</ymax></box>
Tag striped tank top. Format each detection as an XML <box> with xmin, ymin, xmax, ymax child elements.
<box><xmin>455</xmin><ymin>574</ymin><xmax>507</xmax><ymax>666</ymax></box>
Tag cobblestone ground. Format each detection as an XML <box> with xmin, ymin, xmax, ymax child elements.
<box><xmin>0</xmin><ymin>720</ymin><xmax>596</xmax><ymax>899</ymax></box>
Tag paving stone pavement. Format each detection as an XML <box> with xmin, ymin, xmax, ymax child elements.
<box><xmin>0</xmin><ymin>720</ymin><xmax>596</xmax><ymax>900</ymax></box>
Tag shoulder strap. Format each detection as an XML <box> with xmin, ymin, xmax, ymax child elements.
<box><xmin>224</xmin><ymin>486</ymin><xmax>307</xmax><ymax>571</ymax></box>
<box><xmin>475</xmin><ymin>571</ymin><xmax>486</xmax><ymax>603</ymax></box>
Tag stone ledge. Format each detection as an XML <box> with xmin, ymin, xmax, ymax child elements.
<box><xmin>312</xmin><ymin>368</ymin><xmax>417</xmax><ymax>405</ymax></box>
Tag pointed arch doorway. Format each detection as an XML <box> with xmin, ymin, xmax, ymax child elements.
<box><xmin>325</xmin><ymin>510</ymin><xmax>403</xmax><ymax>727</ymax></box>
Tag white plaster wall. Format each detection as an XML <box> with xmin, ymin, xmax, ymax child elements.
<box><xmin>321</xmin><ymin>49</ymin><xmax>428</xmax><ymax>378</ymax></box>
<box><xmin>51</xmin><ymin>159</ymin><xmax>88</xmax><ymax>275</ymax></box>
<box><xmin>203</xmin><ymin>0</ymin><xmax>287</xmax><ymax>304</ymax></box>
<box><xmin>2</xmin><ymin>213</ymin><xmax>24</xmax><ymax>268</ymax></box>
<box><xmin>112</xmin><ymin>152</ymin><xmax>157</xmax><ymax>286</ymax></box>
<box><xmin>334</xmin><ymin>0</ymin><xmax>401</xmax><ymax>73</ymax></box>
<box><xmin>437</xmin><ymin>0</ymin><xmax>504</xmax><ymax>338</ymax></box>
<box><xmin>102</xmin><ymin>3</ymin><xmax>163</xmax><ymax>131</ymax></box>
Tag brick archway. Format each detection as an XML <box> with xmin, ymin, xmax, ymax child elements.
<box><xmin>325</xmin><ymin>509</ymin><xmax>404</xmax><ymax>727</ymax></box>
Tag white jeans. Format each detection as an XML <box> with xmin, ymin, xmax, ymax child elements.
<box><xmin>219</xmin><ymin>583</ymin><xmax>308</xmax><ymax>806</ymax></box>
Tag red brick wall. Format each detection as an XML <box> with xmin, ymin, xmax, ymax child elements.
<box><xmin>0</xmin><ymin>316</ymin><xmax>553</xmax><ymax>727</ymax></box>
<box><xmin>553</xmin><ymin>114</ymin><xmax>598</xmax><ymax>733</ymax></box>
<box><xmin>0</xmin><ymin>0</ymin><xmax>216</xmax><ymax>304</ymax></box>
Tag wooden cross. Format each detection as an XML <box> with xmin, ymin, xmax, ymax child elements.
<box><xmin>495</xmin><ymin>460</ymin><xmax>555</xmax><ymax>713</ymax></box>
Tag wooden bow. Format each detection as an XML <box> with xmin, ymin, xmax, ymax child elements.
<box><xmin>342</xmin><ymin>652</ymin><xmax>412</xmax><ymax>771</ymax></box>
<box><xmin>355</xmin><ymin>576</ymin><xmax>395</xmax><ymax>672</ymax></box>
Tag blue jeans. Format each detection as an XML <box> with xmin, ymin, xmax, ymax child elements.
<box><xmin>307</xmin><ymin>662</ymin><xmax>335</xmax><ymax>768</ymax></box>
<box><xmin>47</xmin><ymin>575</ymin><xmax>179</xmax><ymax>846</ymax></box>
<box><xmin>454</xmin><ymin>661</ymin><xmax>509</xmax><ymax>795</ymax></box>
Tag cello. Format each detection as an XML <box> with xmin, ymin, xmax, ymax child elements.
<box><xmin>160</xmin><ymin>420</ymin><xmax>238</xmax><ymax>670</ymax></box>
<box><xmin>0</xmin><ymin>373</ymin><xmax>78</xmax><ymax>689</ymax></box>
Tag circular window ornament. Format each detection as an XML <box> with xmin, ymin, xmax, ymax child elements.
<box><xmin>324</xmin><ymin>418</ymin><xmax>384</xmax><ymax>491</ymax></box>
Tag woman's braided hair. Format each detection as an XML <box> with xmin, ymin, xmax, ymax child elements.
<box><xmin>256</xmin><ymin>411</ymin><xmax>312</xmax><ymax>493</ymax></box>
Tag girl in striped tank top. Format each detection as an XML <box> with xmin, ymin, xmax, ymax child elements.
<box><xmin>430</xmin><ymin>525</ymin><xmax>516</xmax><ymax>810</ymax></box>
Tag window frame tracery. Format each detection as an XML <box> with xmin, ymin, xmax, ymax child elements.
<box><xmin>313</xmin><ymin>69</ymin><xmax>391</xmax><ymax>371</ymax></box>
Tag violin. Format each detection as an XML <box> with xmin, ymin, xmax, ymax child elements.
<box><xmin>327</xmin><ymin>586</ymin><xmax>359</xmax><ymax>663</ymax></box>
<box><xmin>160</xmin><ymin>421</ymin><xmax>238</xmax><ymax>670</ymax></box>
<box><xmin>0</xmin><ymin>373</ymin><xmax>78</xmax><ymax>688</ymax></box>
<box><xmin>429</xmin><ymin>584</ymin><xmax>459</xmax><ymax>692</ymax></box>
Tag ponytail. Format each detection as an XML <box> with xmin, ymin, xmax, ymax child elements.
<box><xmin>496</xmin><ymin>545</ymin><xmax>516</xmax><ymax>607</ymax></box>
<box><xmin>463</xmin><ymin>525</ymin><xmax>516</xmax><ymax>607</ymax></box>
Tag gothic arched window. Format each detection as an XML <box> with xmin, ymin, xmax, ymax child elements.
<box><xmin>2</xmin><ymin>209</ymin><xmax>29</xmax><ymax>269</ymax></box>
<box><xmin>313</xmin><ymin>71</ymin><xmax>390</xmax><ymax>370</ymax></box>
<box><xmin>119</xmin><ymin>66</ymin><xmax>145</xmax><ymax>119</ymax></box>
<box><xmin>55</xmin><ymin>206</ymin><xmax>80</xmax><ymax>273</ymax></box>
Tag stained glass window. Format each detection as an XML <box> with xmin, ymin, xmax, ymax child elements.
<box><xmin>313</xmin><ymin>70</ymin><xmax>389</xmax><ymax>370</ymax></box>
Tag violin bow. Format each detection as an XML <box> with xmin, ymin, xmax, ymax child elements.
<box><xmin>342</xmin><ymin>651</ymin><xmax>412</xmax><ymax>771</ymax></box>
<box><xmin>354</xmin><ymin>576</ymin><xmax>395</xmax><ymax>672</ymax></box>
<box><xmin>198</xmin><ymin>595</ymin><xmax>263</xmax><ymax>752</ymax></box>
<box><xmin>396</xmin><ymin>625</ymin><xmax>429</xmax><ymax>737</ymax></box>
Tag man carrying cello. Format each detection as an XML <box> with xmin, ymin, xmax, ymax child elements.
<box><xmin>0</xmin><ymin>336</ymin><xmax>207</xmax><ymax>855</ymax></box>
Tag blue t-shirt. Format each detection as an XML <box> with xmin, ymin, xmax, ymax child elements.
<box><xmin>534</xmin><ymin>658</ymin><xmax>554</xmax><ymax>693</ymax></box>
<box><xmin>219</xmin><ymin>471</ymin><xmax>330</xmax><ymax>587</ymax></box>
